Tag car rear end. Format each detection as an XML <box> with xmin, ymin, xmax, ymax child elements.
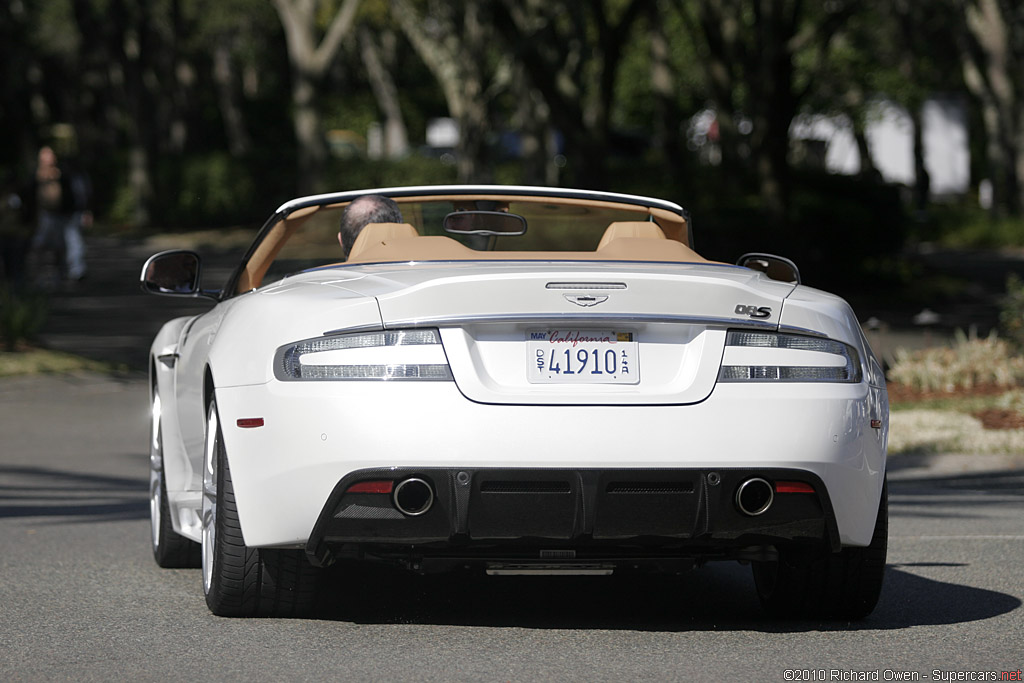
<box><xmin>210</xmin><ymin>261</ymin><xmax>887</xmax><ymax>577</ymax></box>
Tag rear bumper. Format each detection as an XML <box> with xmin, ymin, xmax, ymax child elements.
<box><xmin>214</xmin><ymin>380</ymin><xmax>886</xmax><ymax>550</ymax></box>
<box><xmin>305</xmin><ymin>466</ymin><xmax>838</xmax><ymax>568</ymax></box>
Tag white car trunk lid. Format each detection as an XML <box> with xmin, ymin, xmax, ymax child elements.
<box><xmin>372</xmin><ymin>263</ymin><xmax>794</xmax><ymax>405</ymax></box>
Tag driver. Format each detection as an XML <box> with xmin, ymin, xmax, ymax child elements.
<box><xmin>337</xmin><ymin>195</ymin><xmax>403</xmax><ymax>259</ymax></box>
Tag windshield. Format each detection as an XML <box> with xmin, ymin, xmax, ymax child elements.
<box><xmin>259</xmin><ymin>198</ymin><xmax>666</xmax><ymax>286</ymax></box>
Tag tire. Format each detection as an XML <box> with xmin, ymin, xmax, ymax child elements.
<box><xmin>150</xmin><ymin>393</ymin><xmax>201</xmax><ymax>568</ymax></box>
<box><xmin>201</xmin><ymin>397</ymin><xmax>322</xmax><ymax>617</ymax></box>
<box><xmin>753</xmin><ymin>481</ymin><xmax>888</xmax><ymax>620</ymax></box>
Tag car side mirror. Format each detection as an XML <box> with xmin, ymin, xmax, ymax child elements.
<box><xmin>141</xmin><ymin>250</ymin><xmax>203</xmax><ymax>296</ymax></box>
<box><xmin>736</xmin><ymin>253</ymin><xmax>801</xmax><ymax>285</ymax></box>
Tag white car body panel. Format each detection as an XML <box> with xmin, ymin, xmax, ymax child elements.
<box><xmin>212</xmin><ymin>380</ymin><xmax>883</xmax><ymax>549</ymax></box>
<box><xmin>144</xmin><ymin>185</ymin><xmax>888</xmax><ymax>596</ymax></box>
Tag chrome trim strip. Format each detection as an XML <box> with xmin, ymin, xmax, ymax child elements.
<box><xmin>545</xmin><ymin>282</ymin><xmax>627</xmax><ymax>290</ymax></box>
<box><xmin>777</xmin><ymin>324</ymin><xmax>828</xmax><ymax>338</ymax></box>
<box><xmin>381</xmin><ymin>313</ymin><xmax>779</xmax><ymax>330</ymax></box>
<box><xmin>323</xmin><ymin>322</ymin><xmax>385</xmax><ymax>336</ymax></box>
<box><xmin>274</xmin><ymin>184</ymin><xmax>686</xmax><ymax>216</ymax></box>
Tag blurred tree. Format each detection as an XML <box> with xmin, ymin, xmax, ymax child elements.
<box><xmin>356</xmin><ymin>0</ymin><xmax>409</xmax><ymax>159</ymax></box>
<box><xmin>390</xmin><ymin>0</ymin><xmax>507</xmax><ymax>182</ymax></box>
<box><xmin>805</xmin><ymin>1</ymin><xmax>964</xmax><ymax>201</ymax></box>
<box><xmin>795</xmin><ymin>3</ymin><xmax>889</xmax><ymax>181</ymax></box>
<box><xmin>191</xmin><ymin>0</ymin><xmax>284</xmax><ymax>157</ymax></box>
<box><xmin>69</xmin><ymin>0</ymin><xmax>165</xmax><ymax>225</ymax></box>
<box><xmin>959</xmin><ymin>0</ymin><xmax>1023</xmax><ymax>216</ymax></box>
<box><xmin>272</xmin><ymin>0</ymin><xmax>360</xmax><ymax>193</ymax></box>
<box><xmin>6</xmin><ymin>0</ymin><xmax>1017</xmax><ymax>239</ymax></box>
<box><xmin>492</xmin><ymin>0</ymin><xmax>652</xmax><ymax>189</ymax></box>
<box><xmin>357</xmin><ymin>27</ymin><xmax>408</xmax><ymax>159</ymax></box>
<box><xmin>646</xmin><ymin>0</ymin><xmax>689</xmax><ymax>184</ymax></box>
<box><xmin>680</xmin><ymin>0</ymin><xmax>858</xmax><ymax>220</ymax></box>
<box><xmin>0</xmin><ymin>1</ymin><xmax>37</xmax><ymax>171</ymax></box>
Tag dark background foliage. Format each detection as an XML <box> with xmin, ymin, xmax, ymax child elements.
<box><xmin>2</xmin><ymin>0</ymin><xmax>1023</xmax><ymax>290</ymax></box>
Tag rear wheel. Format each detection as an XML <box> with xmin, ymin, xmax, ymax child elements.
<box><xmin>201</xmin><ymin>397</ymin><xmax>322</xmax><ymax>617</ymax></box>
<box><xmin>753</xmin><ymin>481</ymin><xmax>888</xmax><ymax>620</ymax></box>
<box><xmin>150</xmin><ymin>393</ymin><xmax>200</xmax><ymax>568</ymax></box>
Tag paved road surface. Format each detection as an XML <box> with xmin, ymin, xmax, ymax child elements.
<box><xmin>35</xmin><ymin>236</ymin><xmax>233</xmax><ymax>371</ymax></box>
<box><xmin>1</xmin><ymin>372</ymin><xmax>1022</xmax><ymax>681</ymax></box>
<box><xmin>4</xmin><ymin>235</ymin><xmax>1023</xmax><ymax>680</ymax></box>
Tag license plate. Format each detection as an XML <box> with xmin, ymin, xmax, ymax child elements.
<box><xmin>527</xmin><ymin>330</ymin><xmax>639</xmax><ymax>384</ymax></box>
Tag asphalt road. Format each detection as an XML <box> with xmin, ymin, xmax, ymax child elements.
<box><xmin>1</xmin><ymin>372</ymin><xmax>1023</xmax><ymax>682</ymax></box>
<box><xmin>3</xmin><ymin>235</ymin><xmax>1023</xmax><ymax>680</ymax></box>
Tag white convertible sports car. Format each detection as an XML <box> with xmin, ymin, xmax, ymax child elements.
<box><xmin>142</xmin><ymin>185</ymin><xmax>888</xmax><ymax>619</ymax></box>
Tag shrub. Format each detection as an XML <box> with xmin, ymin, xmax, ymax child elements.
<box><xmin>887</xmin><ymin>329</ymin><xmax>1024</xmax><ymax>393</ymax></box>
<box><xmin>0</xmin><ymin>287</ymin><xmax>49</xmax><ymax>351</ymax></box>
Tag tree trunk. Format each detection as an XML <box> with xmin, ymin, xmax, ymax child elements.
<box><xmin>291</xmin><ymin>69</ymin><xmax>325</xmax><ymax>192</ymax></box>
<box><xmin>491</xmin><ymin>0</ymin><xmax>648</xmax><ymax>190</ymax></box>
<box><xmin>909</xmin><ymin>103</ymin><xmax>931</xmax><ymax>212</ymax></box>
<box><xmin>649</xmin><ymin>0</ymin><xmax>684</xmax><ymax>183</ymax></box>
<box><xmin>961</xmin><ymin>0</ymin><xmax>1022</xmax><ymax>216</ymax></box>
<box><xmin>212</xmin><ymin>43</ymin><xmax>252</xmax><ymax>157</ymax></box>
<box><xmin>390</xmin><ymin>0</ymin><xmax>496</xmax><ymax>183</ymax></box>
<box><xmin>358</xmin><ymin>27</ymin><xmax>408</xmax><ymax>159</ymax></box>
<box><xmin>271</xmin><ymin>0</ymin><xmax>360</xmax><ymax>194</ymax></box>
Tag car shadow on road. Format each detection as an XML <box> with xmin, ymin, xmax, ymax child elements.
<box><xmin>315</xmin><ymin>559</ymin><xmax>1020</xmax><ymax>632</ymax></box>
<box><xmin>0</xmin><ymin>463</ymin><xmax>147</xmax><ymax>523</ymax></box>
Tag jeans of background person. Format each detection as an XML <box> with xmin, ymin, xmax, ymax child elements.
<box><xmin>31</xmin><ymin>210</ymin><xmax>87</xmax><ymax>281</ymax></box>
<box><xmin>65</xmin><ymin>211</ymin><xmax>87</xmax><ymax>280</ymax></box>
<box><xmin>32</xmin><ymin>210</ymin><xmax>70</xmax><ymax>280</ymax></box>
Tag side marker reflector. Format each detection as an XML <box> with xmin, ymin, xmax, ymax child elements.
<box><xmin>236</xmin><ymin>418</ymin><xmax>265</xmax><ymax>429</ymax></box>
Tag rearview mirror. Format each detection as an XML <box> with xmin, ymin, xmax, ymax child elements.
<box><xmin>141</xmin><ymin>250</ymin><xmax>202</xmax><ymax>296</ymax></box>
<box><xmin>443</xmin><ymin>211</ymin><xmax>527</xmax><ymax>236</ymax></box>
<box><xmin>737</xmin><ymin>253</ymin><xmax>801</xmax><ymax>285</ymax></box>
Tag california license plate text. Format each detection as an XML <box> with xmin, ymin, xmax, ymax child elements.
<box><xmin>527</xmin><ymin>330</ymin><xmax>639</xmax><ymax>384</ymax></box>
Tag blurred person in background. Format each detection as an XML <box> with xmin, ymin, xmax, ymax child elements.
<box><xmin>21</xmin><ymin>146</ymin><xmax>92</xmax><ymax>284</ymax></box>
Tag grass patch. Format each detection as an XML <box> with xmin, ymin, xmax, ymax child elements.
<box><xmin>0</xmin><ymin>348</ymin><xmax>128</xmax><ymax>377</ymax></box>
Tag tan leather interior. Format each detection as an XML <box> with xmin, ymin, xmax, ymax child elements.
<box><xmin>346</xmin><ymin>225</ymin><xmax>709</xmax><ymax>264</ymax></box>
<box><xmin>347</xmin><ymin>222</ymin><xmax>420</xmax><ymax>261</ymax></box>
<box><xmin>351</xmin><ymin>194</ymin><xmax>690</xmax><ymax>245</ymax></box>
<box><xmin>596</xmin><ymin>221</ymin><xmax>667</xmax><ymax>250</ymax></box>
<box><xmin>242</xmin><ymin>198</ymin><xmax>700</xmax><ymax>291</ymax></box>
<box><xmin>236</xmin><ymin>205</ymin><xmax>319</xmax><ymax>293</ymax></box>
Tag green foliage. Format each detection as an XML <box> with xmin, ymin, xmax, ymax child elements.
<box><xmin>326</xmin><ymin>155</ymin><xmax>457</xmax><ymax>192</ymax></box>
<box><xmin>175</xmin><ymin>153</ymin><xmax>257</xmax><ymax>223</ymax></box>
<box><xmin>915</xmin><ymin>204</ymin><xmax>1024</xmax><ymax>249</ymax></box>
<box><xmin>0</xmin><ymin>287</ymin><xmax>48</xmax><ymax>351</ymax></box>
<box><xmin>668</xmin><ymin>168</ymin><xmax>907</xmax><ymax>286</ymax></box>
<box><xmin>1000</xmin><ymin>274</ymin><xmax>1024</xmax><ymax>351</ymax></box>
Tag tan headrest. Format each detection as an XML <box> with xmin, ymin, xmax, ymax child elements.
<box><xmin>597</xmin><ymin>221</ymin><xmax>667</xmax><ymax>250</ymax></box>
<box><xmin>348</xmin><ymin>222</ymin><xmax>419</xmax><ymax>261</ymax></box>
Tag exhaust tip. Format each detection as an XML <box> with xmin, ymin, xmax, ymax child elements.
<box><xmin>393</xmin><ymin>477</ymin><xmax>434</xmax><ymax>516</ymax></box>
<box><xmin>735</xmin><ymin>477</ymin><xmax>774</xmax><ymax>516</ymax></box>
